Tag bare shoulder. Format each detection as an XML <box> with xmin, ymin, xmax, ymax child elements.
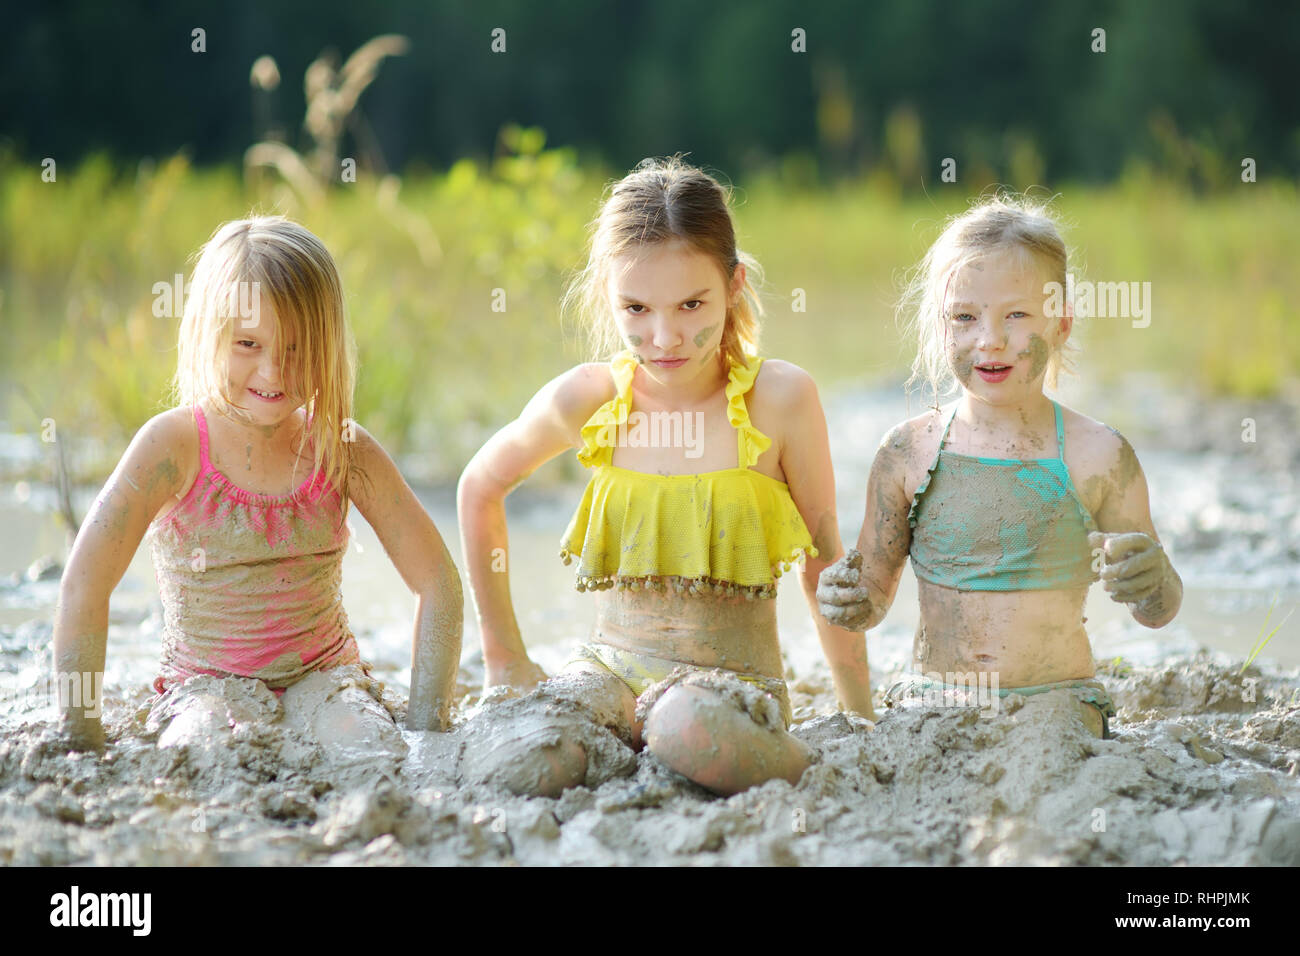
<box><xmin>130</xmin><ymin>406</ymin><xmax>198</xmax><ymax>485</ymax></box>
<box><xmin>874</xmin><ymin>404</ymin><xmax>951</xmax><ymax>500</ymax></box>
<box><xmin>1057</xmin><ymin>403</ymin><xmax>1145</xmax><ymax>511</ymax></box>
<box><xmin>106</xmin><ymin>407</ymin><xmax>198</xmax><ymax>520</ymax></box>
<box><xmin>344</xmin><ymin>420</ymin><xmax>387</xmax><ymax>465</ymax></box>
<box><xmin>1058</xmin><ymin>403</ymin><xmax>1140</xmax><ymax>477</ymax></box>
<box><xmin>548</xmin><ymin>361</ymin><xmax>619</xmax><ymax>420</ymax></box>
<box><xmin>748</xmin><ymin>357</ymin><xmax>819</xmax><ymax>417</ymax></box>
<box><xmin>889</xmin><ymin>403</ymin><xmax>948</xmax><ymax>463</ymax></box>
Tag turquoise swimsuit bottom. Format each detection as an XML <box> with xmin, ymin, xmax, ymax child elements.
<box><xmin>884</xmin><ymin>674</ymin><xmax>1117</xmax><ymax>739</ymax></box>
<box><xmin>908</xmin><ymin>399</ymin><xmax>1099</xmax><ymax>591</ymax></box>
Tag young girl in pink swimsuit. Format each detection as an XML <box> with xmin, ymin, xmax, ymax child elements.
<box><xmin>54</xmin><ymin>216</ymin><xmax>462</xmax><ymax>752</ymax></box>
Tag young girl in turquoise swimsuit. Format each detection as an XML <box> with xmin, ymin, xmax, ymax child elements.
<box><xmin>817</xmin><ymin>195</ymin><xmax>1183</xmax><ymax>738</ymax></box>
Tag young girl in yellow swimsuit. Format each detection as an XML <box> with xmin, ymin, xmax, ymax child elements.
<box><xmin>817</xmin><ymin>195</ymin><xmax>1183</xmax><ymax>739</ymax></box>
<box><xmin>458</xmin><ymin>156</ymin><xmax>874</xmax><ymax>796</ymax></box>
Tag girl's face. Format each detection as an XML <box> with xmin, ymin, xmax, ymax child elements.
<box><xmin>943</xmin><ymin>246</ymin><xmax>1070</xmax><ymax>405</ymax></box>
<box><xmin>225</xmin><ymin>290</ymin><xmax>304</xmax><ymax>426</ymax></box>
<box><xmin>606</xmin><ymin>240</ymin><xmax>744</xmax><ymax>386</ymax></box>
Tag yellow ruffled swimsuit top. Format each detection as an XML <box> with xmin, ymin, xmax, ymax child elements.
<box><xmin>559</xmin><ymin>350</ymin><xmax>817</xmax><ymax>599</ymax></box>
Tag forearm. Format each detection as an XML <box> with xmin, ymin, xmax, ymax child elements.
<box><xmin>801</xmin><ymin>567</ymin><xmax>875</xmax><ymax>716</ymax></box>
<box><xmin>406</xmin><ymin>581</ymin><xmax>463</xmax><ymax>731</ymax></box>
<box><xmin>457</xmin><ymin>475</ymin><xmax>527</xmax><ymax>664</ymax></box>
<box><xmin>52</xmin><ymin>592</ymin><xmax>109</xmax><ymax>741</ymax></box>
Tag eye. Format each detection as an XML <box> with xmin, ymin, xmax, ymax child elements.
<box><xmin>235</xmin><ymin>340</ymin><xmax>258</xmax><ymax>349</ymax></box>
<box><xmin>625</xmin><ymin>304</ymin><xmax>647</xmax><ymax>315</ymax></box>
<box><xmin>682</xmin><ymin>300</ymin><xmax>703</xmax><ymax>311</ymax></box>
<box><xmin>951</xmin><ymin>312</ymin><xmax>976</xmax><ymax>323</ymax></box>
<box><xmin>1008</xmin><ymin>311</ymin><xmax>1028</xmax><ymax>319</ymax></box>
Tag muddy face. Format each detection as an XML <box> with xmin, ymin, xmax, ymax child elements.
<box><xmin>693</xmin><ymin>323</ymin><xmax>719</xmax><ymax>349</ymax></box>
<box><xmin>943</xmin><ymin>249</ymin><xmax>1063</xmax><ymax>403</ymax></box>
<box><xmin>950</xmin><ymin>347</ymin><xmax>976</xmax><ymax>387</ymax></box>
<box><xmin>605</xmin><ymin>241</ymin><xmax>735</xmax><ymax>390</ymax></box>
<box><xmin>1019</xmin><ymin>333</ymin><xmax>1050</xmax><ymax>382</ymax></box>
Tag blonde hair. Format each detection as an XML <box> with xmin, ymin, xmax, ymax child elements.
<box><xmin>899</xmin><ymin>193</ymin><xmax>1078</xmax><ymax>403</ymax></box>
<box><xmin>174</xmin><ymin>216</ymin><xmax>356</xmax><ymax>508</ymax></box>
<box><xmin>563</xmin><ymin>155</ymin><xmax>764</xmax><ymax>368</ymax></box>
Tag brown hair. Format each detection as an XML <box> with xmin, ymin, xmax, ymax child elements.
<box><xmin>563</xmin><ymin>155</ymin><xmax>763</xmax><ymax>367</ymax></box>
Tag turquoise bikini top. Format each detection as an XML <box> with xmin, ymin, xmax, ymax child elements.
<box><xmin>907</xmin><ymin>399</ymin><xmax>1099</xmax><ymax>591</ymax></box>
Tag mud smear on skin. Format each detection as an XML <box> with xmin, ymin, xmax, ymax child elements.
<box><xmin>693</xmin><ymin>324</ymin><xmax>718</xmax><ymax>349</ymax></box>
<box><xmin>1019</xmin><ymin>333</ymin><xmax>1050</xmax><ymax>382</ymax></box>
<box><xmin>951</xmin><ymin>349</ymin><xmax>976</xmax><ymax>388</ymax></box>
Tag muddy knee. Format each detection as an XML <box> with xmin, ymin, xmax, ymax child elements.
<box><xmin>459</xmin><ymin>719</ymin><xmax>589</xmax><ymax>797</ymax></box>
<box><xmin>1075</xmin><ymin>700</ymin><xmax>1106</xmax><ymax>739</ymax></box>
<box><xmin>643</xmin><ymin>683</ymin><xmax>810</xmax><ymax>794</ymax></box>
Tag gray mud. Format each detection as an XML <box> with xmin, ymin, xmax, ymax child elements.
<box><xmin>2</xmin><ymin>378</ymin><xmax>1297</xmax><ymax>864</ymax></box>
<box><xmin>1</xmin><ymin>647</ymin><xmax>1297</xmax><ymax>866</ymax></box>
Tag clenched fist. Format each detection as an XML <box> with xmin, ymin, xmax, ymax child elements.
<box><xmin>816</xmin><ymin>548</ymin><xmax>877</xmax><ymax>631</ymax></box>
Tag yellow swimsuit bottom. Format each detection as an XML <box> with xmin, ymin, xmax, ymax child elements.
<box><xmin>566</xmin><ymin>641</ymin><xmax>794</xmax><ymax>728</ymax></box>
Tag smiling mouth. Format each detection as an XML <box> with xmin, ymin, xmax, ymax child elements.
<box><xmin>249</xmin><ymin>388</ymin><xmax>284</xmax><ymax>400</ymax></box>
<box><xmin>974</xmin><ymin>363</ymin><xmax>1013</xmax><ymax>372</ymax></box>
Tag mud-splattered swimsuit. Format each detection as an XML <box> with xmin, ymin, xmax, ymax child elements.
<box><xmin>559</xmin><ymin>349</ymin><xmax>816</xmax><ymax>597</ymax></box>
<box><xmin>147</xmin><ymin>405</ymin><xmax>359</xmax><ymax>695</ymax></box>
<box><xmin>908</xmin><ymin>399</ymin><xmax>1098</xmax><ymax>590</ymax></box>
<box><xmin>899</xmin><ymin>399</ymin><xmax>1116</xmax><ymax>735</ymax></box>
<box><xmin>557</xmin><ymin>350</ymin><xmax>817</xmax><ymax>725</ymax></box>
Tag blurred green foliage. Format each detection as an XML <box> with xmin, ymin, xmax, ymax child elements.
<box><xmin>2</xmin><ymin>133</ymin><xmax>1296</xmax><ymax>482</ymax></box>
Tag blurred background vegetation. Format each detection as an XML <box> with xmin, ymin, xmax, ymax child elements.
<box><xmin>1</xmin><ymin>0</ymin><xmax>1297</xmax><ymax>482</ymax></box>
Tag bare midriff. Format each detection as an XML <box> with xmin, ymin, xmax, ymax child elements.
<box><xmin>914</xmin><ymin>580</ymin><xmax>1094</xmax><ymax>687</ymax></box>
<box><xmin>592</xmin><ymin>586</ymin><xmax>784</xmax><ymax>680</ymax></box>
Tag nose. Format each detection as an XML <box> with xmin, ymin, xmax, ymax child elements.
<box><xmin>977</xmin><ymin>315</ymin><xmax>1008</xmax><ymax>351</ymax></box>
<box><xmin>256</xmin><ymin>348</ymin><xmax>281</xmax><ymax>386</ymax></box>
<box><xmin>650</xmin><ymin>314</ymin><xmax>682</xmax><ymax>352</ymax></box>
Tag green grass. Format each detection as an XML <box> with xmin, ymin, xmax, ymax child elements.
<box><xmin>3</xmin><ymin>144</ymin><xmax>1297</xmax><ymax>482</ymax></box>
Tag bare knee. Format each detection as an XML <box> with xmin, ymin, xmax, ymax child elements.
<box><xmin>1075</xmin><ymin>700</ymin><xmax>1106</xmax><ymax>739</ymax></box>
<box><xmin>458</xmin><ymin>713</ymin><xmax>593</xmax><ymax>798</ymax></box>
<box><xmin>549</xmin><ymin>664</ymin><xmax>641</xmax><ymax>747</ymax></box>
<box><xmin>643</xmin><ymin>684</ymin><xmax>810</xmax><ymax>796</ymax></box>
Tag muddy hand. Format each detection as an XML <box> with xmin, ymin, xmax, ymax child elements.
<box><xmin>485</xmin><ymin>655</ymin><xmax>548</xmax><ymax>693</ymax></box>
<box><xmin>1088</xmin><ymin>531</ymin><xmax>1166</xmax><ymax>606</ymax></box>
<box><xmin>817</xmin><ymin>548</ymin><xmax>876</xmax><ymax>631</ymax></box>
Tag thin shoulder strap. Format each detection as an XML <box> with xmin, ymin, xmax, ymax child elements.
<box><xmin>937</xmin><ymin>403</ymin><xmax>960</xmax><ymax>450</ymax></box>
<box><xmin>729</xmin><ymin>355</ymin><xmax>767</xmax><ymax>469</ymax></box>
<box><xmin>1052</xmin><ymin>400</ymin><xmax>1066</xmax><ymax>460</ymax></box>
<box><xmin>192</xmin><ymin>404</ymin><xmax>212</xmax><ymax>469</ymax></box>
<box><xmin>612</xmin><ymin>351</ymin><xmax>637</xmax><ymax>401</ymax></box>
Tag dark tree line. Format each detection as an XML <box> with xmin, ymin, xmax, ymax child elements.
<box><xmin>2</xmin><ymin>0</ymin><xmax>1295</xmax><ymax>183</ymax></box>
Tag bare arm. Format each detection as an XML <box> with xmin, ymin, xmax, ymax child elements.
<box><xmin>769</xmin><ymin>365</ymin><xmax>875</xmax><ymax>719</ymax></box>
<box><xmin>817</xmin><ymin>422</ymin><xmax>914</xmax><ymax>635</ymax></box>
<box><xmin>54</xmin><ymin>412</ymin><xmax>192</xmax><ymax>750</ymax></box>
<box><xmin>348</xmin><ymin>425</ymin><xmax>463</xmax><ymax>731</ymax></box>
<box><xmin>1089</xmin><ymin>430</ymin><xmax>1182</xmax><ymax>628</ymax></box>
<box><xmin>457</xmin><ymin>364</ymin><xmax>609</xmax><ymax>689</ymax></box>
